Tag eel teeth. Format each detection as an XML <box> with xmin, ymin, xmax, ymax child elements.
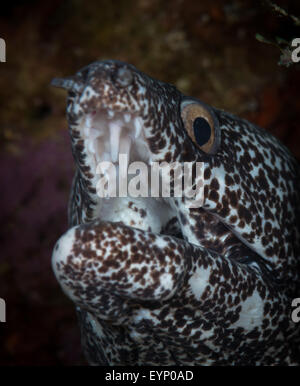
<box><xmin>82</xmin><ymin>108</ymin><xmax>150</xmax><ymax>167</ymax></box>
<box><xmin>134</xmin><ymin>117</ymin><xmax>142</xmax><ymax>138</ymax></box>
<box><xmin>119</xmin><ymin>136</ymin><xmax>132</xmax><ymax>169</ymax></box>
<box><xmin>124</xmin><ymin>113</ymin><xmax>131</xmax><ymax>123</ymax></box>
<box><xmin>87</xmin><ymin>140</ymin><xmax>94</xmax><ymax>154</ymax></box>
<box><xmin>119</xmin><ymin>136</ymin><xmax>132</xmax><ymax>156</ymax></box>
<box><xmin>84</xmin><ymin>125</ymin><xmax>90</xmax><ymax>138</ymax></box>
<box><xmin>109</xmin><ymin>122</ymin><xmax>122</xmax><ymax>162</ymax></box>
<box><xmin>107</xmin><ymin>109</ymin><xmax>115</xmax><ymax>118</ymax></box>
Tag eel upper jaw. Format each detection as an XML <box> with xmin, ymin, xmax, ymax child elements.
<box><xmin>51</xmin><ymin>74</ymin><xmax>153</xmax><ymax>176</ymax></box>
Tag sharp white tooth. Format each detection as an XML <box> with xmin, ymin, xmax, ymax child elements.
<box><xmin>119</xmin><ymin>136</ymin><xmax>132</xmax><ymax>156</ymax></box>
<box><xmin>84</xmin><ymin>125</ymin><xmax>90</xmax><ymax>137</ymax></box>
<box><xmin>94</xmin><ymin>141</ymin><xmax>104</xmax><ymax>162</ymax></box>
<box><xmin>119</xmin><ymin>137</ymin><xmax>131</xmax><ymax>170</ymax></box>
<box><xmin>85</xmin><ymin>115</ymin><xmax>92</xmax><ymax>128</ymax></box>
<box><xmin>108</xmin><ymin>109</ymin><xmax>115</xmax><ymax>118</ymax></box>
<box><xmin>88</xmin><ymin>140</ymin><xmax>96</xmax><ymax>154</ymax></box>
<box><xmin>134</xmin><ymin>117</ymin><xmax>142</xmax><ymax>138</ymax></box>
<box><xmin>109</xmin><ymin>122</ymin><xmax>122</xmax><ymax>162</ymax></box>
<box><xmin>124</xmin><ymin>113</ymin><xmax>131</xmax><ymax>123</ymax></box>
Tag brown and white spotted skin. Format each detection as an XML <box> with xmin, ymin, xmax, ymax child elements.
<box><xmin>51</xmin><ymin>60</ymin><xmax>300</xmax><ymax>365</ymax></box>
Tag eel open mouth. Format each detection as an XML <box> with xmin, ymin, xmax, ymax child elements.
<box><xmin>79</xmin><ymin>101</ymin><xmax>176</xmax><ymax>234</ymax></box>
<box><xmin>82</xmin><ymin>108</ymin><xmax>151</xmax><ymax>173</ymax></box>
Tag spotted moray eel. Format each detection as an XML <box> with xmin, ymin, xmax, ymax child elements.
<box><xmin>51</xmin><ymin>60</ymin><xmax>300</xmax><ymax>365</ymax></box>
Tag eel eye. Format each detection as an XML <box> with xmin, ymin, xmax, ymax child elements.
<box><xmin>180</xmin><ymin>100</ymin><xmax>219</xmax><ymax>154</ymax></box>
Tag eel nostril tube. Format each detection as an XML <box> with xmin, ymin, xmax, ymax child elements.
<box><xmin>51</xmin><ymin>76</ymin><xmax>85</xmax><ymax>93</ymax></box>
<box><xmin>113</xmin><ymin>66</ymin><xmax>133</xmax><ymax>88</ymax></box>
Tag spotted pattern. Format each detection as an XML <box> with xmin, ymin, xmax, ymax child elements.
<box><xmin>51</xmin><ymin>60</ymin><xmax>300</xmax><ymax>365</ymax></box>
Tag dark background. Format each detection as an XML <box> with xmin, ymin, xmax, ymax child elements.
<box><xmin>0</xmin><ymin>0</ymin><xmax>300</xmax><ymax>365</ymax></box>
